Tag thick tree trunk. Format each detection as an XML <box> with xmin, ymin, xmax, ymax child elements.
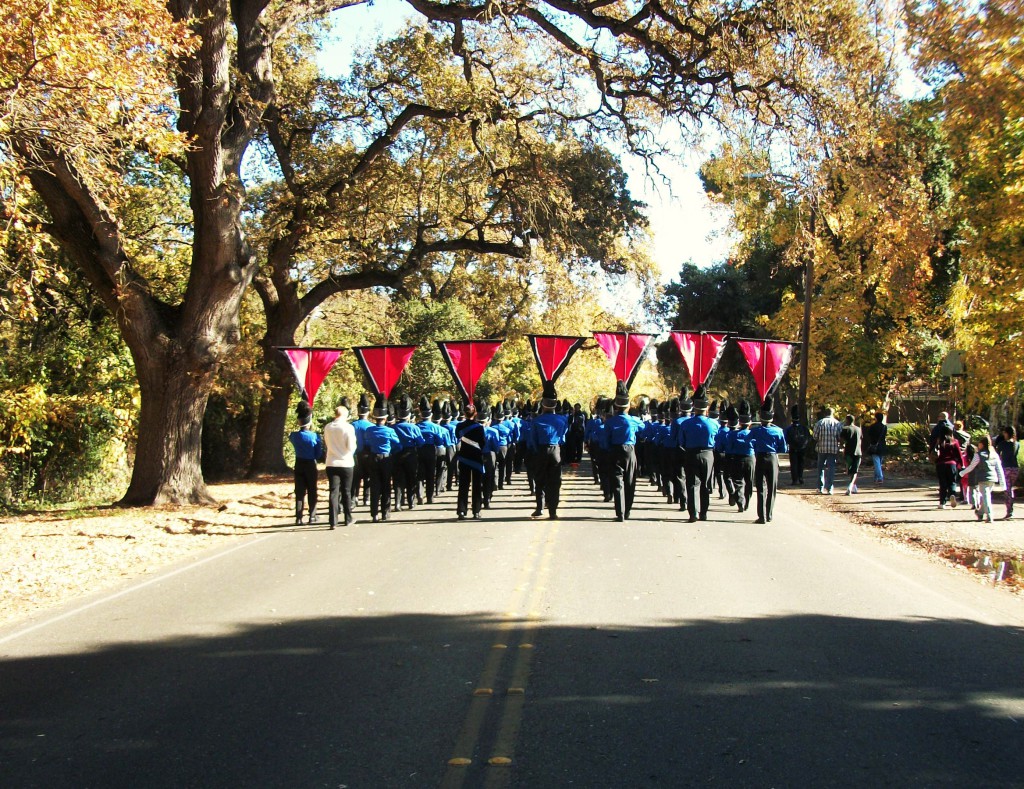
<box><xmin>247</xmin><ymin>295</ymin><xmax>305</xmax><ymax>476</ymax></box>
<box><xmin>119</xmin><ymin>349</ymin><xmax>218</xmax><ymax>506</ymax></box>
<box><xmin>248</xmin><ymin>364</ymin><xmax>294</xmax><ymax>476</ymax></box>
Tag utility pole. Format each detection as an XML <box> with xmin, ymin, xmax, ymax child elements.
<box><xmin>798</xmin><ymin>208</ymin><xmax>815</xmax><ymax>421</ymax></box>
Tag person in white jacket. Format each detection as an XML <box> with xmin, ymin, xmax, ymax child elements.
<box><xmin>323</xmin><ymin>405</ymin><xmax>358</xmax><ymax>528</ymax></box>
<box><xmin>959</xmin><ymin>435</ymin><xmax>1007</xmax><ymax>523</ymax></box>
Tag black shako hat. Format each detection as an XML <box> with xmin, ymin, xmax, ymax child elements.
<box><xmin>475</xmin><ymin>398</ymin><xmax>491</xmax><ymax>421</ymax></box>
<box><xmin>708</xmin><ymin>400</ymin><xmax>720</xmax><ymax>419</ymax></box>
<box><xmin>296</xmin><ymin>399</ymin><xmax>313</xmax><ymax>428</ymax></box>
<box><xmin>679</xmin><ymin>386</ymin><xmax>693</xmax><ymax>415</ymax></box>
<box><xmin>541</xmin><ymin>381</ymin><xmax>558</xmax><ymax>410</ymax></box>
<box><xmin>790</xmin><ymin>404</ymin><xmax>801</xmax><ymax>422</ymax></box>
<box><xmin>759</xmin><ymin>396</ymin><xmax>775</xmax><ymax>423</ymax></box>
<box><xmin>395</xmin><ymin>394</ymin><xmax>412</xmax><ymax>420</ymax></box>
<box><xmin>614</xmin><ymin>379</ymin><xmax>630</xmax><ymax>409</ymax></box>
<box><xmin>725</xmin><ymin>402</ymin><xmax>739</xmax><ymax>426</ymax></box>
<box><xmin>340</xmin><ymin>396</ymin><xmax>351</xmax><ymax>411</ymax></box>
<box><xmin>737</xmin><ymin>399</ymin><xmax>752</xmax><ymax>424</ymax></box>
<box><xmin>692</xmin><ymin>384</ymin><xmax>709</xmax><ymax>410</ymax></box>
<box><xmin>419</xmin><ymin>395</ymin><xmax>431</xmax><ymax>417</ymax></box>
<box><xmin>357</xmin><ymin>393</ymin><xmax>371</xmax><ymax>415</ymax></box>
<box><xmin>372</xmin><ymin>393</ymin><xmax>388</xmax><ymax>420</ymax></box>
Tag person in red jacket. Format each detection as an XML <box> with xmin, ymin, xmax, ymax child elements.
<box><xmin>935</xmin><ymin>430</ymin><xmax>965</xmax><ymax>509</ymax></box>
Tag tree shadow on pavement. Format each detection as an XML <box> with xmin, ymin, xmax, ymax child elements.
<box><xmin>2</xmin><ymin>614</ymin><xmax>1023</xmax><ymax>788</ymax></box>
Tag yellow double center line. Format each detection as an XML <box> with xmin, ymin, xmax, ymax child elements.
<box><xmin>441</xmin><ymin>517</ymin><xmax>561</xmax><ymax>788</ymax></box>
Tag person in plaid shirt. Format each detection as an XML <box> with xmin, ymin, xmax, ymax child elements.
<box><xmin>812</xmin><ymin>408</ymin><xmax>843</xmax><ymax>494</ymax></box>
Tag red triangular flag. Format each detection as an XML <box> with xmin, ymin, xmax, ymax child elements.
<box><xmin>352</xmin><ymin>345</ymin><xmax>418</xmax><ymax>399</ymax></box>
<box><xmin>592</xmin><ymin>332</ymin><xmax>653</xmax><ymax>389</ymax></box>
<box><xmin>670</xmin><ymin>332</ymin><xmax>729</xmax><ymax>388</ymax></box>
<box><xmin>735</xmin><ymin>339</ymin><xmax>796</xmax><ymax>401</ymax></box>
<box><xmin>527</xmin><ymin>335</ymin><xmax>586</xmax><ymax>384</ymax></box>
<box><xmin>279</xmin><ymin>347</ymin><xmax>344</xmax><ymax>404</ymax></box>
<box><xmin>437</xmin><ymin>340</ymin><xmax>504</xmax><ymax>403</ymax></box>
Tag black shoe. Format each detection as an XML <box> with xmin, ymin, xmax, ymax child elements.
<box><xmin>382</xmin><ymin>513</ymin><xmax>391</xmax><ymax>521</ymax></box>
<box><xmin>699</xmin><ymin>513</ymin><xmax>707</xmax><ymax>521</ymax></box>
<box><xmin>372</xmin><ymin>516</ymin><xmax>378</xmax><ymax>523</ymax></box>
<box><xmin>472</xmin><ymin>512</ymin><xmax>482</xmax><ymax>520</ymax></box>
<box><xmin>549</xmin><ymin>511</ymin><xmax>558</xmax><ymax>520</ymax></box>
<box><xmin>458</xmin><ymin>513</ymin><xmax>466</xmax><ymax>520</ymax></box>
<box><xmin>688</xmin><ymin>516</ymin><xmax>698</xmax><ymax>523</ymax></box>
<box><xmin>530</xmin><ymin>510</ymin><xmax>544</xmax><ymax>519</ymax></box>
<box><xmin>329</xmin><ymin>524</ymin><xmax>336</xmax><ymax>530</ymax></box>
<box><xmin>755</xmin><ymin>518</ymin><xmax>766</xmax><ymax>524</ymax></box>
<box><xmin>615</xmin><ymin>515</ymin><xmax>624</xmax><ymax>522</ymax></box>
<box><xmin>624</xmin><ymin>510</ymin><xmax>631</xmax><ymax>519</ymax></box>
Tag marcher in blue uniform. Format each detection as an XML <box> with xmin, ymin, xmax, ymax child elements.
<box><xmin>455</xmin><ymin>401</ymin><xmax>487</xmax><ymax>519</ymax></box>
<box><xmin>530</xmin><ymin>382</ymin><xmax>569</xmax><ymax>519</ymax></box>
<box><xmin>713</xmin><ymin>400</ymin><xmax>733</xmax><ymax>502</ymax></box>
<box><xmin>288</xmin><ymin>399</ymin><xmax>324</xmax><ymax>525</ymax></box>
<box><xmin>351</xmin><ymin>394</ymin><xmax>374</xmax><ymax>506</ymax></box>
<box><xmin>482</xmin><ymin>406</ymin><xmax>501</xmax><ymax>507</ymax></box>
<box><xmin>725</xmin><ymin>400</ymin><xmax>756</xmax><ymax>513</ymax></box>
<box><xmin>679</xmin><ymin>384</ymin><xmax>720</xmax><ymax>522</ymax></box>
<box><xmin>750</xmin><ymin>397</ymin><xmax>788</xmax><ymax>523</ymax></box>
<box><xmin>417</xmin><ymin>397</ymin><xmax>448</xmax><ymax>504</ymax></box>
<box><xmin>363</xmin><ymin>394</ymin><xmax>403</xmax><ymax>522</ymax></box>
<box><xmin>392</xmin><ymin>395</ymin><xmax>425</xmax><ymax>510</ymax></box>
<box><xmin>606</xmin><ymin>380</ymin><xmax>644</xmax><ymax>521</ymax></box>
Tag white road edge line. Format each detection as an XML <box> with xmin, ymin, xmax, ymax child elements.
<box><xmin>0</xmin><ymin>533</ymin><xmax>275</xmax><ymax>647</ymax></box>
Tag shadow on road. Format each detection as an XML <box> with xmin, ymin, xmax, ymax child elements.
<box><xmin>3</xmin><ymin>613</ymin><xmax>1023</xmax><ymax>787</ymax></box>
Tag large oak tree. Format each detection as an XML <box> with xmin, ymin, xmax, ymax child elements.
<box><xmin>2</xmin><ymin>0</ymin><xmax>898</xmax><ymax>504</ymax></box>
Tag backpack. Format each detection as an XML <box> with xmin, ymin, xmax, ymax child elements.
<box><xmin>789</xmin><ymin>424</ymin><xmax>809</xmax><ymax>451</ymax></box>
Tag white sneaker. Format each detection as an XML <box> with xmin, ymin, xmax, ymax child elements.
<box><xmin>939</xmin><ymin>503</ymin><xmax>948</xmax><ymax>509</ymax></box>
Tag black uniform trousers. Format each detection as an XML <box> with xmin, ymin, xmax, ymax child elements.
<box><xmin>503</xmin><ymin>443</ymin><xmax>515</xmax><ymax>486</ymax></box>
<box><xmin>610</xmin><ymin>444</ymin><xmax>637</xmax><ymax>519</ymax></box>
<box><xmin>712</xmin><ymin>450</ymin><xmax>726</xmax><ymax>498</ymax></box>
<box><xmin>367</xmin><ymin>454</ymin><xmax>393</xmax><ymax>521</ymax></box>
<box><xmin>534</xmin><ymin>445</ymin><xmax>562</xmax><ymax>515</ymax></box>
<box><xmin>684</xmin><ymin>448</ymin><xmax>714</xmax><ymax>520</ymax></box>
<box><xmin>434</xmin><ymin>446</ymin><xmax>448</xmax><ymax>497</ymax></box>
<box><xmin>729</xmin><ymin>454</ymin><xmax>755</xmax><ymax>513</ymax></box>
<box><xmin>457</xmin><ymin>458</ymin><xmax>484</xmax><ymax>517</ymax></box>
<box><xmin>495</xmin><ymin>445</ymin><xmax>509</xmax><ymax>489</ymax></box>
<box><xmin>417</xmin><ymin>445</ymin><xmax>436</xmax><ymax>503</ymax></box>
<box><xmin>394</xmin><ymin>449</ymin><xmax>419</xmax><ymax>508</ymax></box>
<box><xmin>755</xmin><ymin>452</ymin><xmax>780</xmax><ymax>522</ymax></box>
<box><xmin>670</xmin><ymin>447</ymin><xmax>687</xmax><ymax>509</ymax></box>
<box><xmin>789</xmin><ymin>447</ymin><xmax>807</xmax><ymax>485</ymax></box>
<box><xmin>294</xmin><ymin>459</ymin><xmax>318</xmax><ymax>515</ymax></box>
<box><xmin>351</xmin><ymin>452</ymin><xmax>368</xmax><ymax>503</ymax></box>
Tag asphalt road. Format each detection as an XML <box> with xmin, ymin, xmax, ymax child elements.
<box><xmin>3</xmin><ymin>465</ymin><xmax>1024</xmax><ymax>788</ymax></box>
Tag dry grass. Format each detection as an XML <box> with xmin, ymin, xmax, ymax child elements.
<box><xmin>0</xmin><ymin>478</ymin><xmax>295</xmax><ymax>629</ymax></box>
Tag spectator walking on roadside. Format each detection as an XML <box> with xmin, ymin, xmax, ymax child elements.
<box><xmin>928</xmin><ymin>411</ymin><xmax>955</xmax><ymax>453</ymax></box>
<box><xmin>812</xmin><ymin>407</ymin><xmax>843</xmax><ymax>494</ymax></box>
<box><xmin>865</xmin><ymin>412</ymin><xmax>888</xmax><ymax>484</ymax></box>
<box><xmin>840</xmin><ymin>414</ymin><xmax>863</xmax><ymax>495</ymax></box>
<box><xmin>994</xmin><ymin>426</ymin><xmax>1019</xmax><ymax>520</ymax></box>
<box><xmin>959</xmin><ymin>436</ymin><xmax>1007</xmax><ymax>523</ymax></box>
<box><xmin>935</xmin><ymin>430</ymin><xmax>965</xmax><ymax>509</ymax></box>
